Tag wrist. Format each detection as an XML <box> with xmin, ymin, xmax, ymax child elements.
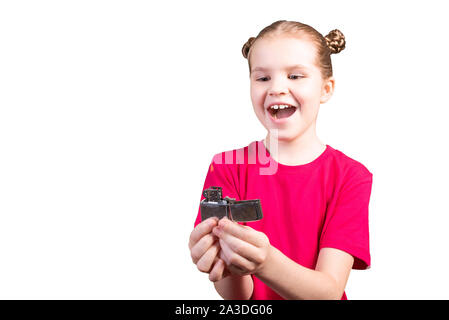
<box><xmin>255</xmin><ymin>244</ymin><xmax>276</xmax><ymax>279</ymax></box>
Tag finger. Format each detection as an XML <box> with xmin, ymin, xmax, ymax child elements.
<box><xmin>213</xmin><ymin>226</ymin><xmax>264</xmax><ymax>264</ymax></box>
<box><xmin>197</xmin><ymin>242</ymin><xmax>220</xmax><ymax>273</ymax></box>
<box><xmin>209</xmin><ymin>258</ymin><xmax>226</xmax><ymax>282</ymax></box>
<box><xmin>218</xmin><ymin>246</ymin><xmax>249</xmax><ymax>276</ymax></box>
<box><xmin>190</xmin><ymin>233</ymin><xmax>217</xmax><ymax>264</ymax></box>
<box><xmin>218</xmin><ymin>217</ymin><xmax>267</xmax><ymax>247</ymax></box>
<box><xmin>228</xmin><ymin>264</ymin><xmax>250</xmax><ymax>276</ymax></box>
<box><xmin>218</xmin><ymin>248</ymin><xmax>228</xmax><ymax>264</ymax></box>
<box><xmin>189</xmin><ymin>217</ymin><xmax>219</xmax><ymax>249</ymax></box>
<box><xmin>219</xmin><ymin>238</ymin><xmax>257</xmax><ymax>272</ymax></box>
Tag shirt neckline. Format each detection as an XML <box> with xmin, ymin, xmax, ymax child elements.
<box><xmin>258</xmin><ymin>139</ymin><xmax>333</xmax><ymax>172</ymax></box>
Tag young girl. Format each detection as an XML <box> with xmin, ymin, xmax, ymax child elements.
<box><xmin>188</xmin><ymin>20</ymin><xmax>373</xmax><ymax>300</ymax></box>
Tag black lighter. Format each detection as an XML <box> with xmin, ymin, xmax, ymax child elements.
<box><xmin>200</xmin><ymin>186</ymin><xmax>263</xmax><ymax>222</ymax></box>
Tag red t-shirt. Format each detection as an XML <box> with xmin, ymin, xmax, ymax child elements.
<box><xmin>194</xmin><ymin>140</ymin><xmax>373</xmax><ymax>300</ymax></box>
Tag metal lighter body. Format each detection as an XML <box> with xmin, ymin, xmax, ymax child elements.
<box><xmin>200</xmin><ymin>186</ymin><xmax>263</xmax><ymax>222</ymax></box>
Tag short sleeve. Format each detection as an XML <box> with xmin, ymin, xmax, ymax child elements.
<box><xmin>193</xmin><ymin>154</ymin><xmax>241</xmax><ymax>228</ymax></box>
<box><xmin>319</xmin><ymin>167</ymin><xmax>373</xmax><ymax>270</ymax></box>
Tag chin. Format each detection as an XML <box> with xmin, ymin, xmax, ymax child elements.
<box><xmin>268</xmin><ymin>128</ymin><xmax>305</xmax><ymax>142</ymax></box>
<box><xmin>276</xmin><ymin>133</ymin><xmax>300</xmax><ymax>142</ymax></box>
<box><xmin>266</xmin><ymin>128</ymin><xmax>300</xmax><ymax>142</ymax></box>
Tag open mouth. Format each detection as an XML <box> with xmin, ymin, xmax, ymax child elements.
<box><xmin>267</xmin><ymin>104</ymin><xmax>298</xmax><ymax>120</ymax></box>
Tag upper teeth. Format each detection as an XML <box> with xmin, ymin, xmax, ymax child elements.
<box><xmin>270</xmin><ymin>104</ymin><xmax>290</xmax><ymax>110</ymax></box>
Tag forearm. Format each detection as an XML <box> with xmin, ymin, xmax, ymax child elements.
<box><xmin>255</xmin><ymin>246</ymin><xmax>341</xmax><ymax>300</ymax></box>
<box><xmin>214</xmin><ymin>274</ymin><xmax>254</xmax><ymax>300</ymax></box>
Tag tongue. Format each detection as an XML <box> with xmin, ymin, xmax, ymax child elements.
<box><xmin>276</xmin><ymin>107</ymin><xmax>296</xmax><ymax>119</ymax></box>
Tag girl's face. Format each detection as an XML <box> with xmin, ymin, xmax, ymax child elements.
<box><xmin>249</xmin><ymin>35</ymin><xmax>334</xmax><ymax>142</ymax></box>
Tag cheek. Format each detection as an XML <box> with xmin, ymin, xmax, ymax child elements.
<box><xmin>295</xmin><ymin>86</ymin><xmax>322</xmax><ymax>109</ymax></box>
<box><xmin>250</xmin><ymin>85</ymin><xmax>263</xmax><ymax>101</ymax></box>
<box><xmin>250</xmin><ymin>89</ymin><xmax>266</xmax><ymax>114</ymax></box>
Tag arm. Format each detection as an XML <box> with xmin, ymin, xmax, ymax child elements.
<box><xmin>213</xmin><ymin>273</ymin><xmax>254</xmax><ymax>300</ymax></box>
<box><xmin>213</xmin><ymin>217</ymin><xmax>354</xmax><ymax>300</ymax></box>
<box><xmin>256</xmin><ymin>246</ymin><xmax>353</xmax><ymax>300</ymax></box>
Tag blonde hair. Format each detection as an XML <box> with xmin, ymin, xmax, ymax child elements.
<box><xmin>242</xmin><ymin>20</ymin><xmax>346</xmax><ymax>79</ymax></box>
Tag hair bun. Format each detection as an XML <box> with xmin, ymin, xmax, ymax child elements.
<box><xmin>242</xmin><ymin>37</ymin><xmax>256</xmax><ymax>59</ymax></box>
<box><xmin>324</xmin><ymin>29</ymin><xmax>345</xmax><ymax>54</ymax></box>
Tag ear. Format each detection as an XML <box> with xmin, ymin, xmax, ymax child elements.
<box><xmin>320</xmin><ymin>76</ymin><xmax>335</xmax><ymax>104</ymax></box>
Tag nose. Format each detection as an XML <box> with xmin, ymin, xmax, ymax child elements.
<box><xmin>268</xmin><ymin>76</ymin><xmax>289</xmax><ymax>96</ymax></box>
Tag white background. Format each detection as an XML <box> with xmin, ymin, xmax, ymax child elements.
<box><xmin>0</xmin><ymin>0</ymin><xmax>448</xmax><ymax>299</ymax></box>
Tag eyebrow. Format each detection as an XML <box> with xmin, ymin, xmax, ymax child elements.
<box><xmin>251</xmin><ymin>64</ymin><xmax>309</xmax><ymax>73</ymax></box>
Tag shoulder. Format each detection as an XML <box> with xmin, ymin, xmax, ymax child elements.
<box><xmin>210</xmin><ymin>141</ymin><xmax>256</xmax><ymax>167</ymax></box>
<box><xmin>204</xmin><ymin>142</ymin><xmax>254</xmax><ymax>201</ymax></box>
<box><xmin>326</xmin><ymin>145</ymin><xmax>373</xmax><ymax>183</ymax></box>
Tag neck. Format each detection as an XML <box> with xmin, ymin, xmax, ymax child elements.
<box><xmin>264</xmin><ymin>122</ymin><xmax>326</xmax><ymax>166</ymax></box>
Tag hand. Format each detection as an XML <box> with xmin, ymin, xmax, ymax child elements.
<box><xmin>188</xmin><ymin>217</ymin><xmax>230</xmax><ymax>282</ymax></box>
<box><xmin>212</xmin><ymin>217</ymin><xmax>271</xmax><ymax>276</ymax></box>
